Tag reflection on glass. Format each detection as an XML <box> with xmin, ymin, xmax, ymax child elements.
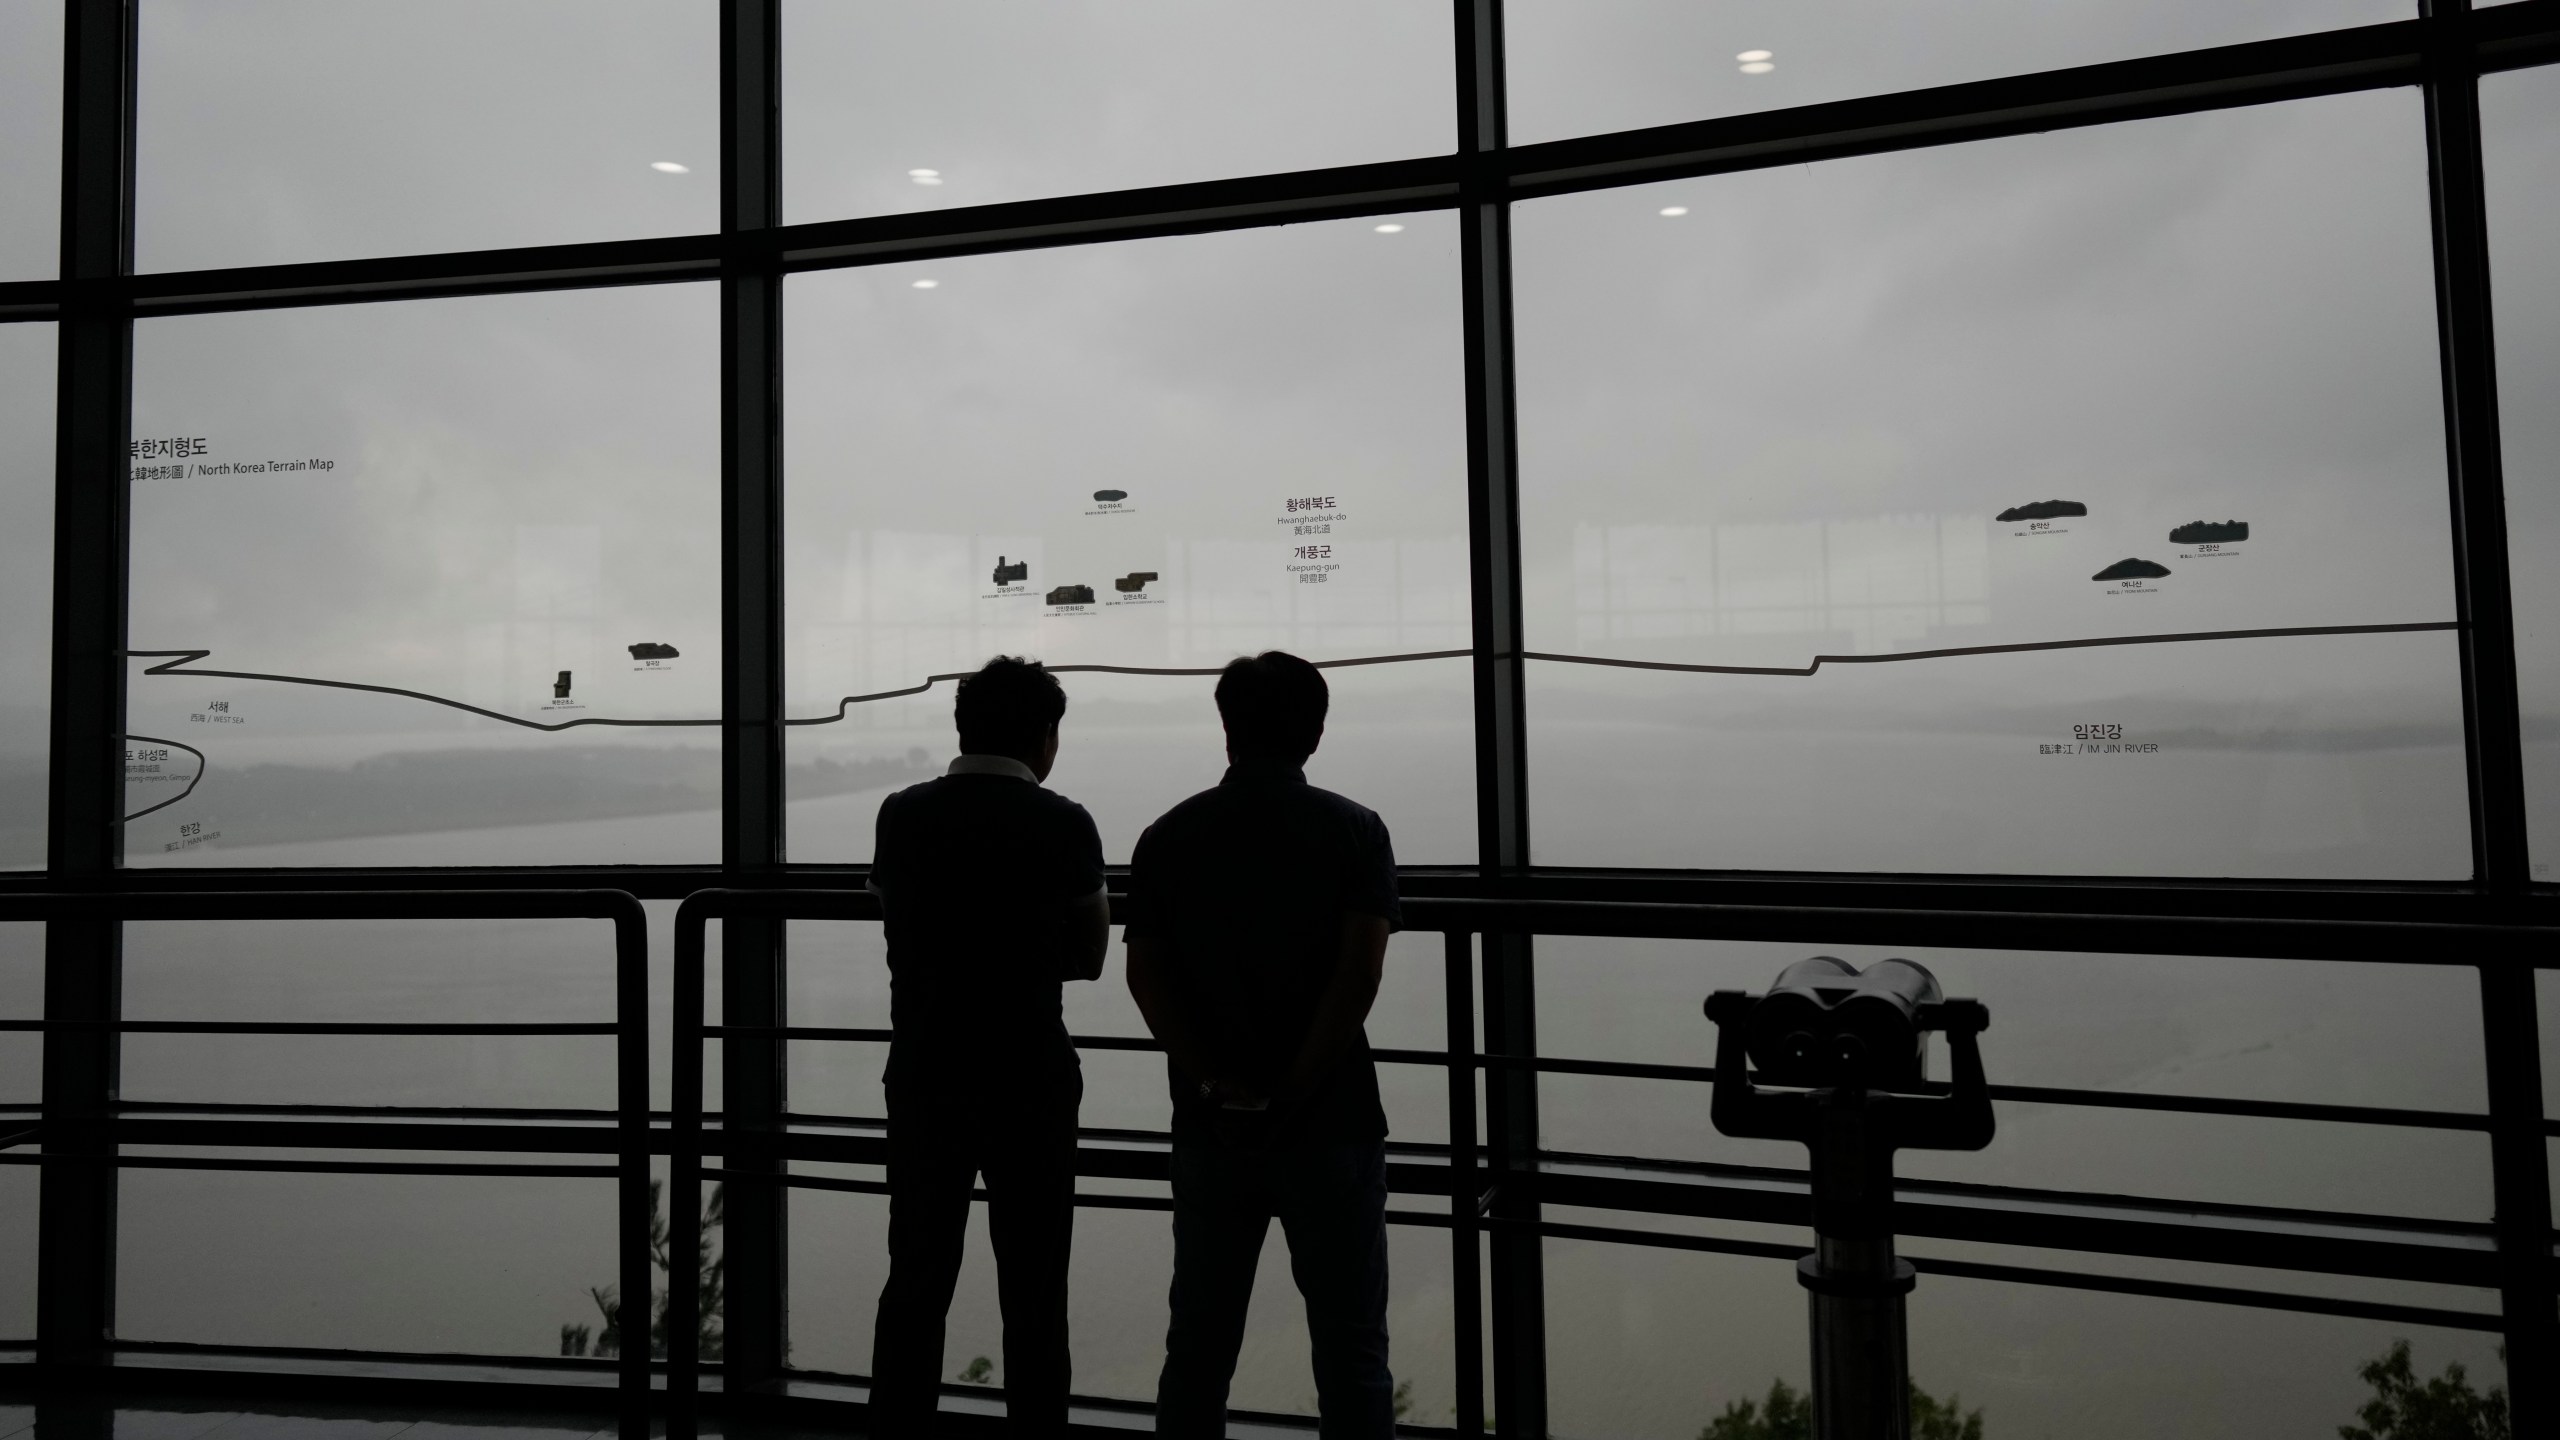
<box><xmin>1516</xmin><ymin>91</ymin><xmax>2464</xmax><ymax>878</ymax></box>
<box><xmin>789</xmin><ymin>1191</ymin><xmax>1456</xmax><ymax>1419</ymax></box>
<box><xmin>2486</xmin><ymin>66</ymin><xmax>2560</xmax><ymax>880</ymax></box>
<box><xmin>783</xmin><ymin>217</ymin><xmax>1474</xmax><ymax>864</ymax></box>
<box><xmin>0</xmin><ymin>1</ymin><xmax>60</xmax><ymax>280</ymax></box>
<box><xmin>134</xmin><ymin>0</ymin><xmax>716</xmax><ymax>272</ymax></box>
<box><xmin>117</xmin><ymin>1165</ymin><xmax>616</xmax><ymax>1354</ymax></box>
<box><xmin>782</xmin><ymin>1</ymin><xmax>1451</xmax><ymax>224</ymax></box>
<box><xmin>0</xmin><ymin>324</ymin><xmax>52</xmax><ymax>869</ymax></box>
<box><xmin>1537</xmin><ymin>936</ymin><xmax>2490</xmax><ymax>1219</ymax></box>
<box><xmin>126</xmin><ymin>287</ymin><xmax>719</xmax><ymax>866</ymax></box>
<box><xmin>1505</xmin><ymin>0</ymin><xmax>2409</xmax><ymax>144</ymax></box>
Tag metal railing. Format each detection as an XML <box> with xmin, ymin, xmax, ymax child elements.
<box><xmin>0</xmin><ymin>891</ymin><xmax>655</xmax><ymax>1438</ymax></box>
<box><xmin>663</xmin><ymin>887</ymin><xmax>2557</xmax><ymax>1436</ymax></box>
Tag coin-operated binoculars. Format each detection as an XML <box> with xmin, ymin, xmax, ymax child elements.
<box><xmin>1703</xmin><ymin>957</ymin><xmax>1993</xmax><ymax>1440</ymax></box>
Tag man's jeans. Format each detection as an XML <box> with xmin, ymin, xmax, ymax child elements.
<box><xmin>871</xmin><ymin>1079</ymin><xmax>1080</xmax><ymax>1439</ymax></box>
<box><xmin>1155</xmin><ymin>1139</ymin><xmax>1394</xmax><ymax>1440</ymax></box>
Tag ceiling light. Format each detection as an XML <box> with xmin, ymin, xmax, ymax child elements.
<box><xmin>649</xmin><ymin>161</ymin><xmax>690</xmax><ymax>173</ymax></box>
<box><xmin>1739</xmin><ymin>60</ymin><xmax>1775</xmax><ymax>74</ymax></box>
<box><xmin>1659</xmin><ymin>205</ymin><xmax>1689</xmax><ymax>217</ymax></box>
<box><xmin>1736</xmin><ymin>50</ymin><xmax>1772</xmax><ymax>62</ymax></box>
<box><xmin>911</xmin><ymin>279</ymin><xmax>940</xmax><ymax>289</ymax></box>
<box><xmin>1374</xmin><ymin>223</ymin><xmax>1405</xmax><ymax>233</ymax></box>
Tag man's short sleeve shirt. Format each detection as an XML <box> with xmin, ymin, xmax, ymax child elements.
<box><xmin>1124</xmin><ymin>760</ymin><xmax>1399</xmax><ymax>1143</ymax></box>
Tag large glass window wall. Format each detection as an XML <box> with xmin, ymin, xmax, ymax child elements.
<box><xmin>6</xmin><ymin>6</ymin><xmax>2557</xmax><ymax>1440</ymax></box>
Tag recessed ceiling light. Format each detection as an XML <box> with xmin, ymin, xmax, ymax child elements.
<box><xmin>1659</xmin><ymin>205</ymin><xmax>1689</xmax><ymax>217</ymax></box>
<box><xmin>650</xmin><ymin>161</ymin><xmax>690</xmax><ymax>173</ymax></box>
<box><xmin>1374</xmin><ymin>223</ymin><xmax>1405</xmax><ymax>233</ymax></box>
<box><xmin>911</xmin><ymin>279</ymin><xmax>940</xmax><ymax>289</ymax></box>
<box><xmin>1739</xmin><ymin>60</ymin><xmax>1775</xmax><ymax>75</ymax></box>
<box><xmin>1736</xmin><ymin>50</ymin><xmax>1772</xmax><ymax>63</ymax></box>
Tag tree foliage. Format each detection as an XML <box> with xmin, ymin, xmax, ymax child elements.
<box><xmin>559</xmin><ymin>1180</ymin><xmax>726</xmax><ymax>1361</ymax></box>
<box><xmin>2339</xmin><ymin>1340</ymin><xmax>2509</xmax><ymax>1440</ymax></box>
<box><xmin>1697</xmin><ymin>1379</ymin><xmax>1982</xmax><ymax>1440</ymax></box>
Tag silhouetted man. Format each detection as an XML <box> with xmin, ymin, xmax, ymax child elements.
<box><xmin>869</xmin><ymin>656</ymin><xmax>1110</xmax><ymax>1438</ymax></box>
<box><xmin>1124</xmin><ymin>651</ymin><xmax>1399</xmax><ymax>1440</ymax></box>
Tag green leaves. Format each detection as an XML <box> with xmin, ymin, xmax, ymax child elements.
<box><xmin>2340</xmin><ymin>1340</ymin><xmax>2510</xmax><ymax>1440</ymax></box>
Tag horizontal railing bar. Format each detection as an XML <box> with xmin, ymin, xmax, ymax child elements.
<box><xmin>112</xmin><ymin>1100</ymin><xmax>627</xmax><ymax>1123</ymax></box>
<box><xmin>1398</xmin><ymin>896</ymin><xmax>2559</xmax><ymax>964</ymax></box>
<box><xmin>82</xmin><ymin>1021</ymin><xmax>618</xmax><ymax>1036</ymax></box>
<box><xmin>1536</xmin><ymin>1148</ymin><xmax>2496</xmax><ymax>1243</ymax></box>
<box><xmin>1479</xmin><ymin>1052</ymin><xmax>2496</xmax><ymax>1131</ymax></box>
<box><xmin>0</xmin><ymin>889</ymin><xmax>643</xmax><ymax>922</ymax></box>
<box><xmin>72</xmin><ymin>1154</ymin><xmax>619</xmax><ymax>1178</ymax></box>
<box><xmin>757</xmin><ymin>1168</ymin><xmax>1457</xmax><ymax>1230</ymax></box>
<box><xmin>1904</xmin><ymin>1254</ymin><xmax>2507</xmax><ymax>1333</ymax></box>
<box><xmin>1493</xmin><ymin>1216</ymin><xmax>2503</xmax><ymax>1332</ymax></box>
<box><xmin>102</xmin><ymin>1337</ymin><xmax>626</xmax><ymax>1373</ymax></box>
<box><xmin>0</xmin><ymin>1127</ymin><xmax>36</xmax><ymax>1150</ymax></box>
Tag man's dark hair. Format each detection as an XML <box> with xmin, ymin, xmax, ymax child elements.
<box><xmin>955</xmin><ymin>656</ymin><xmax>1067</xmax><ymax>759</ymax></box>
<box><xmin>1215</xmin><ymin>651</ymin><xmax>1329</xmax><ymax>762</ymax></box>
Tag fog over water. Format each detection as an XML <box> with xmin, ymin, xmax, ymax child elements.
<box><xmin>5</xmin><ymin>3</ymin><xmax>2560</xmax><ymax>1437</ymax></box>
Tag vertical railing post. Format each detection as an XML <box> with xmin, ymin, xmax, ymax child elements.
<box><xmin>1446</xmin><ymin>929</ymin><xmax>1486</xmax><ymax>1436</ymax></box>
<box><xmin>40</xmin><ymin>0</ymin><xmax>136</xmax><ymax>1389</ymax></box>
<box><xmin>611</xmin><ymin>899</ymin><xmax>653</xmax><ymax>1440</ymax></box>
<box><xmin>2421</xmin><ymin>2</ymin><xmax>2554</xmax><ymax>1427</ymax></box>
<box><xmin>1457</xmin><ymin>2</ymin><xmax>1548</xmax><ymax>1435</ymax></box>
<box><xmin>720</xmin><ymin>0</ymin><xmax>791</xmax><ymax>1401</ymax></box>
<box><xmin>668</xmin><ymin>897</ymin><xmax>714</xmax><ymax>1440</ymax></box>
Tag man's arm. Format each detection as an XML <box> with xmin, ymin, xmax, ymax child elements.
<box><xmin>1053</xmin><ymin>804</ymin><xmax>1109</xmax><ymax>982</ymax></box>
<box><xmin>1278</xmin><ymin>913</ymin><xmax>1390</xmax><ymax>1104</ymax></box>
<box><xmin>1059</xmin><ymin>889</ymin><xmax>1110</xmax><ymax>982</ymax></box>
<box><xmin>1127</xmin><ymin>933</ymin><xmax>1249</xmax><ymax>1100</ymax></box>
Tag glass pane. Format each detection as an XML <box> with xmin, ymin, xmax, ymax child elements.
<box><xmin>134</xmin><ymin>0</ymin><xmax>717</xmax><ymax>273</ymax></box>
<box><xmin>2486</xmin><ymin>65</ymin><xmax>2560</xmax><ymax>879</ymax></box>
<box><xmin>0</xmin><ymin>1161</ymin><xmax>31</xmax><ymax>1338</ymax></box>
<box><xmin>0</xmin><ymin>323</ymin><xmax>52</xmax><ymax>871</ymax></box>
<box><xmin>1537</xmin><ymin>937</ymin><xmax>2490</xmax><ymax>1221</ymax></box>
<box><xmin>126</xmin><ymin>286</ymin><xmax>720</xmax><ymax>866</ymax></box>
<box><xmin>0</xmin><ymin>921</ymin><xmax>35</xmax><ymax>1022</ymax></box>
<box><xmin>1505</xmin><ymin>0</ymin><xmax>2410</xmax><ymax>144</ymax></box>
<box><xmin>117</xmin><ymin>1160</ymin><xmax>617</xmax><ymax>1355</ymax></box>
<box><xmin>120</xmin><ymin>918</ymin><xmax>626</xmax><ymax>1109</ymax></box>
<box><xmin>1543</xmin><ymin>1230</ymin><xmax>2506</xmax><ymax>1440</ymax></box>
<box><xmin>782</xmin><ymin>1</ymin><xmax>1452</xmax><ymax>225</ymax></box>
<box><xmin>788</xmin><ymin>1187</ymin><xmax>1459</xmax><ymax>1421</ymax></box>
<box><xmin>784</xmin><ymin>217</ymin><xmax>1475</xmax><ymax>866</ymax></box>
<box><xmin>1516</xmin><ymin>90</ymin><xmax>2463</xmax><ymax>878</ymax></box>
<box><xmin>0</xmin><ymin>0</ymin><xmax>61</xmax><ymax>280</ymax></box>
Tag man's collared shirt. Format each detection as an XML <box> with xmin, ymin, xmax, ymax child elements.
<box><xmin>1124</xmin><ymin>758</ymin><xmax>1400</xmax><ymax>1144</ymax></box>
<box><xmin>870</xmin><ymin>752</ymin><xmax>1106</xmax><ymax>1098</ymax></box>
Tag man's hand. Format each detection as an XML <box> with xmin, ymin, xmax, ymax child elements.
<box><xmin>1129</xmin><ymin>934</ymin><xmax>1231</xmax><ymax>1095</ymax></box>
<box><xmin>1279</xmin><ymin>913</ymin><xmax>1390</xmax><ymax>1104</ymax></box>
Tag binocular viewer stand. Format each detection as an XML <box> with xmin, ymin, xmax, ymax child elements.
<box><xmin>1704</xmin><ymin>959</ymin><xmax>1994</xmax><ymax>1440</ymax></box>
